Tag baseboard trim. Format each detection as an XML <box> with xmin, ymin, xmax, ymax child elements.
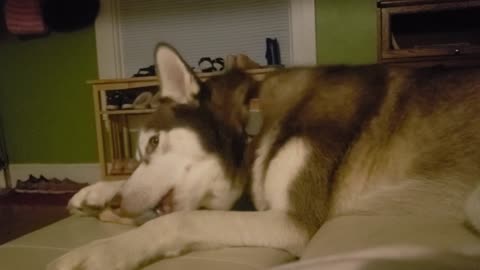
<box><xmin>0</xmin><ymin>163</ymin><xmax>101</xmax><ymax>188</ymax></box>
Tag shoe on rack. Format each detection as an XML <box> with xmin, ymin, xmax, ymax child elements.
<box><xmin>133</xmin><ymin>65</ymin><xmax>156</xmax><ymax>77</ymax></box>
<box><xmin>120</xmin><ymin>90</ymin><xmax>136</xmax><ymax>110</ymax></box>
<box><xmin>132</xmin><ymin>91</ymin><xmax>153</xmax><ymax>110</ymax></box>
<box><xmin>106</xmin><ymin>91</ymin><xmax>122</xmax><ymax>110</ymax></box>
<box><xmin>198</xmin><ymin>57</ymin><xmax>216</xmax><ymax>72</ymax></box>
<box><xmin>213</xmin><ymin>57</ymin><xmax>225</xmax><ymax>71</ymax></box>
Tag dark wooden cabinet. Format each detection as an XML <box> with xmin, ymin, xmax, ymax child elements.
<box><xmin>378</xmin><ymin>0</ymin><xmax>480</xmax><ymax>66</ymax></box>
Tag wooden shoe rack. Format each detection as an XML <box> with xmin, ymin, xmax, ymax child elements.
<box><xmin>88</xmin><ymin>68</ymin><xmax>276</xmax><ymax>180</ymax></box>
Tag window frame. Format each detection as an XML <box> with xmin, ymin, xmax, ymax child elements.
<box><xmin>94</xmin><ymin>0</ymin><xmax>316</xmax><ymax>78</ymax></box>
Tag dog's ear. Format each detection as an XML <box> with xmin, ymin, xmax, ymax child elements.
<box><xmin>155</xmin><ymin>43</ymin><xmax>200</xmax><ymax>105</ymax></box>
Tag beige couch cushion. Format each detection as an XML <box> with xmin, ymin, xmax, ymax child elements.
<box><xmin>0</xmin><ymin>216</ymin><xmax>294</xmax><ymax>270</ymax></box>
<box><xmin>302</xmin><ymin>215</ymin><xmax>480</xmax><ymax>259</ymax></box>
<box><xmin>2</xmin><ymin>214</ymin><xmax>479</xmax><ymax>270</ymax></box>
<box><xmin>273</xmin><ymin>215</ymin><xmax>480</xmax><ymax>270</ymax></box>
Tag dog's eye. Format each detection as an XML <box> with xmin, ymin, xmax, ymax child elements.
<box><xmin>149</xmin><ymin>136</ymin><xmax>159</xmax><ymax>146</ymax></box>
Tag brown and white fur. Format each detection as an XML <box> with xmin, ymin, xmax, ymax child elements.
<box><xmin>48</xmin><ymin>44</ymin><xmax>480</xmax><ymax>270</ymax></box>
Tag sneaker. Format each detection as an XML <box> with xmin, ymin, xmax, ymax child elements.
<box><xmin>133</xmin><ymin>65</ymin><xmax>155</xmax><ymax>77</ymax></box>
<box><xmin>60</xmin><ymin>178</ymin><xmax>88</xmax><ymax>192</ymax></box>
<box><xmin>212</xmin><ymin>57</ymin><xmax>225</xmax><ymax>71</ymax></box>
<box><xmin>15</xmin><ymin>174</ymin><xmax>40</xmax><ymax>193</ymax></box>
<box><xmin>15</xmin><ymin>179</ymin><xmax>28</xmax><ymax>191</ymax></box>
<box><xmin>121</xmin><ymin>89</ymin><xmax>152</xmax><ymax>110</ymax></box>
<box><xmin>49</xmin><ymin>177</ymin><xmax>88</xmax><ymax>194</ymax></box>
<box><xmin>198</xmin><ymin>57</ymin><xmax>215</xmax><ymax>72</ymax></box>
<box><xmin>36</xmin><ymin>174</ymin><xmax>52</xmax><ymax>193</ymax></box>
<box><xmin>49</xmin><ymin>177</ymin><xmax>69</xmax><ymax>194</ymax></box>
<box><xmin>132</xmin><ymin>91</ymin><xmax>153</xmax><ymax>110</ymax></box>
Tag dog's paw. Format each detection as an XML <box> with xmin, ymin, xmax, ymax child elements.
<box><xmin>47</xmin><ymin>237</ymin><xmax>138</xmax><ymax>270</ymax></box>
<box><xmin>68</xmin><ymin>180</ymin><xmax>126</xmax><ymax>215</ymax></box>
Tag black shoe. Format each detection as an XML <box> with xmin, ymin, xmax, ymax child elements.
<box><xmin>15</xmin><ymin>174</ymin><xmax>40</xmax><ymax>193</ymax></box>
<box><xmin>15</xmin><ymin>179</ymin><xmax>27</xmax><ymax>190</ymax></box>
<box><xmin>36</xmin><ymin>175</ymin><xmax>52</xmax><ymax>192</ymax></box>
<box><xmin>213</xmin><ymin>57</ymin><xmax>225</xmax><ymax>71</ymax></box>
<box><xmin>265</xmin><ymin>38</ymin><xmax>281</xmax><ymax>66</ymax></box>
<box><xmin>199</xmin><ymin>57</ymin><xmax>215</xmax><ymax>72</ymax></box>
<box><xmin>106</xmin><ymin>91</ymin><xmax>122</xmax><ymax>110</ymax></box>
<box><xmin>120</xmin><ymin>90</ymin><xmax>136</xmax><ymax>110</ymax></box>
<box><xmin>133</xmin><ymin>65</ymin><xmax>156</xmax><ymax>77</ymax></box>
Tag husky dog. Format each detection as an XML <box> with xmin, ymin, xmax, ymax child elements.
<box><xmin>48</xmin><ymin>44</ymin><xmax>480</xmax><ymax>270</ymax></box>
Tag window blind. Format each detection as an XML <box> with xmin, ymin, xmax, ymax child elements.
<box><xmin>118</xmin><ymin>0</ymin><xmax>291</xmax><ymax>76</ymax></box>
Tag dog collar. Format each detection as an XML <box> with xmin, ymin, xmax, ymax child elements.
<box><xmin>245</xmin><ymin>98</ymin><xmax>263</xmax><ymax>137</ymax></box>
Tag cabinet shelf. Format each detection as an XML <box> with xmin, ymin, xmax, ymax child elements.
<box><xmin>378</xmin><ymin>0</ymin><xmax>480</xmax><ymax>66</ymax></box>
<box><xmin>100</xmin><ymin>109</ymin><xmax>156</xmax><ymax>115</ymax></box>
<box><xmin>88</xmin><ymin>67</ymin><xmax>277</xmax><ymax>180</ymax></box>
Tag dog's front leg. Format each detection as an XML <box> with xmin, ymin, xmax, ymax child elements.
<box><xmin>47</xmin><ymin>210</ymin><xmax>309</xmax><ymax>270</ymax></box>
<box><xmin>68</xmin><ymin>180</ymin><xmax>126</xmax><ymax>216</ymax></box>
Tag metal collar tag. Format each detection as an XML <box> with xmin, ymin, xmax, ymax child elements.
<box><xmin>245</xmin><ymin>99</ymin><xmax>263</xmax><ymax>137</ymax></box>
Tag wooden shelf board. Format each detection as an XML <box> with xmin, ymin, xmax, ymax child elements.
<box><xmin>90</xmin><ymin>66</ymin><xmax>278</xmax><ymax>181</ymax></box>
<box><xmin>100</xmin><ymin>109</ymin><xmax>155</xmax><ymax>115</ymax></box>
<box><xmin>87</xmin><ymin>67</ymin><xmax>279</xmax><ymax>85</ymax></box>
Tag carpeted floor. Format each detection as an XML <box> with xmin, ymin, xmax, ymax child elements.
<box><xmin>0</xmin><ymin>189</ymin><xmax>72</xmax><ymax>244</ymax></box>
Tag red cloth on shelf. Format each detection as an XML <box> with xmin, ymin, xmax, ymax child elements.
<box><xmin>5</xmin><ymin>0</ymin><xmax>48</xmax><ymax>35</ymax></box>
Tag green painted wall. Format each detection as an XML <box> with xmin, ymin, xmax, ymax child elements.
<box><xmin>315</xmin><ymin>0</ymin><xmax>377</xmax><ymax>65</ymax></box>
<box><xmin>0</xmin><ymin>27</ymin><xmax>98</xmax><ymax>163</ymax></box>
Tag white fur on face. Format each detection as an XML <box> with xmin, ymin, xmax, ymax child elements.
<box><xmin>121</xmin><ymin>127</ymin><xmax>237</xmax><ymax>217</ymax></box>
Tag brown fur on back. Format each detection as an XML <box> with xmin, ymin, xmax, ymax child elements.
<box><xmin>333</xmin><ymin>67</ymin><xmax>480</xmax><ymax>219</ymax></box>
<box><xmin>245</xmin><ymin>65</ymin><xmax>480</xmax><ymax>235</ymax></box>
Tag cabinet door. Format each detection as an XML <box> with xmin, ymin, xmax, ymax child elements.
<box><xmin>379</xmin><ymin>1</ymin><xmax>480</xmax><ymax>61</ymax></box>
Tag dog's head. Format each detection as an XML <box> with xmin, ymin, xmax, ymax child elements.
<box><xmin>119</xmin><ymin>44</ymin><xmax>258</xmax><ymax>220</ymax></box>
